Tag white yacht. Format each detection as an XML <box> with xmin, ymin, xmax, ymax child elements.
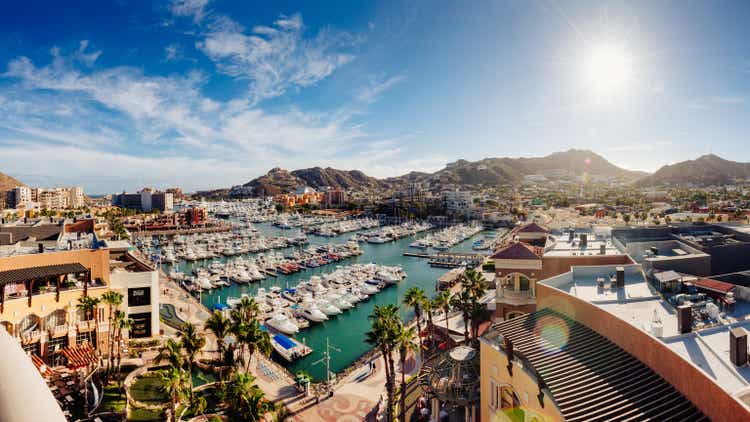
<box><xmin>301</xmin><ymin>304</ymin><xmax>328</xmax><ymax>322</ymax></box>
<box><xmin>266</xmin><ymin>313</ymin><xmax>299</xmax><ymax>335</ymax></box>
<box><xmin>317</xmin><ymin>300</ymin><xmax>343</xmax><ymax>316</ymax></box>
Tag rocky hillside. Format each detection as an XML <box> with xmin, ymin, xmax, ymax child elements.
<box><xmin>389</xmin><ymin>149</ymin><xmax>647</xmax><ymax>187</ymax></box>
<box><xmin>229</xmin><ymin>166</ymin><xmax>384</xmax><ymax>197</ymax></box>
<box><xmin>638</xmin><ymin>154</ymin><xmax>750</xmax><ymax>186</ymax></box>
<box><xmin>0</xmin><ymin>171</ymin><xmax>25</xmax><ymax>191</ymax></box>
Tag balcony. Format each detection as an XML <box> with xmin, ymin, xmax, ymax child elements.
<box><xmin>49</xmin><ymin>324</ymin><xmax>69</xmax><ymax>338</ymax></box>
<box><xmin>497</xmin><ymin>287</ymin><xmax>535</xmax><ymax>304</ymax></box>
<box><xmin>77</xmin><ymin>320</ymin><xmax>97</xmax><ymax>332</ymax></box>
<box><xmin>21</xmin><ymin>330</ymin><xmax>42</xmax><ymax>344</ymax></box>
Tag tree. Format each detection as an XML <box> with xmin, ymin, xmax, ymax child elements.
<box><xmin>205</xmin><ymin>310</ymin><xmax>232</xmax><ymax>376</ymax></box>
<box><xmin>76</xmin><ymin>296</ymin><xmax>101</xmax><ymax>347</ymax></box>
<box><xmin>403</xmin><ymin>287</ymin><xmax>426</xmax><ymax>357</ymax></box>
<box><xmin>179</xmin><ymin>322</ymin><xmax>206</xmax><ymax>400</ymax></box>
<box><xmin>422</xmin><ymin>298</ymin><xmax>435</xmax><ymax>347</ymax></box>
<box><xmin>219</xmin><ymin>372</ymin><xmax>275</xmax><ymax>422</ymax></box>
<box><xmin>433</xmin><ymin>290</ymin><xmax>452</xmax><ymax>338</ymax></box>
<box><xmin>113</xmin><ymin>311</ymin><xmax>132</xmax><ymax>376</ymax></box>
<box><xmin>156</xmin><ymin>338</ymin><xmax>184</xmax><ymax>369</ymax></box>
<box><xmin>161</xmin><ymin>365</ymin><xmax>189</xmax><ymax>422</ymax></box>
<box><xmin>101</xmin><ymin>291</ymin><xmax>124</xmax><ymax>372</ymax></box>
<box><xmin>622</xmin><ymin>213</ymin><xmax>631</xmax><ymax>225</ymax></box>
<box><xmin>450</xmin><ymin>289</ymin><xmax>473</xmax><ymax>343</ymax></box>
<box><xmin>366</xmin><ymin>304</ymin><xmax>400</xmax><ymax>422</ymax></box>
<box><xmin>395</xmin><ymin>323</ymin><xmax>418</xmax><ymax>422</ymax></box>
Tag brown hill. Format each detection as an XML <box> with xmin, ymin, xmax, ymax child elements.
<box><xmin>638</xmin><ymin>154</ymin><xmax>750</xmax><ymax>186</ymax></box>
<box><xmin>0</xmin><ymin>171</ymin><xmax>25</xmax><ymax>191</ymax></box>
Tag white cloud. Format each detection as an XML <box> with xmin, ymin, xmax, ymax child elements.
<box><xmin>711</xmin><ymin>96</ymin><xmax>745</xmax><ymax>105</ymax></box>
<box><xmin>169</xmin><ymin>0</ymin><xmax>210</xmax><ymax>22</ymax></box>
<box><xmin>164</xmin><ymin>43</ymin><xmax>182</xmax><ymax>61</ymax></box>
<box><xmin>197</xmin><ymin>13</ymin><xmax>357</xmax><ymax>105</ymax></box>
<box><xmin>356</xmin><ymin>73</ymin><xmax>405</xmax><ymax>104</ymax></box>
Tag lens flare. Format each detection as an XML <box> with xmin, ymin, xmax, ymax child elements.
<box><xmin>534</xmin><ymin>315</ymin><xmax>570</xmax><ymax>354</ymax></box>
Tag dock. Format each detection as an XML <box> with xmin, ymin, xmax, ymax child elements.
<box><xmin>403</xmin><ymin>251</ymin><xmax>487</xmax><ymax>268</ymax></box>
<box><xmin>267</xmin><ymin>329</ymin><xmax>313</xmax><ymax>362</ymax></box>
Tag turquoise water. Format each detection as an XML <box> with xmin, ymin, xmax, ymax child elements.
<box><xmin>163</xmin><ymin>223</ymin><xmax>490</xmax><ymax>381</ymax></box>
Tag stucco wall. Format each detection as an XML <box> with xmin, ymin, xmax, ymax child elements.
<box><xmin>540</xmin><ymin>254</ymin><xmax>632</xmax><ymax>279</ymax></box>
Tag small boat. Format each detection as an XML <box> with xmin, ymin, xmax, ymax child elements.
<box><xmin>301</xmin><ymin>304</ymin><xmax>328</xmax><ymax>322</ymax></box>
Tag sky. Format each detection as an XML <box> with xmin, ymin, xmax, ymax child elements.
<box><xmin>1</xmin><ymin>0</ymin><xmax>750</xmax><ymax>193</ymax></box>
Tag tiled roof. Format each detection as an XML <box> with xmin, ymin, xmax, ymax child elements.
<box><xmin>515</xmin><ymin>222</ymin><xmax>549</xmax><ymax>234</ymax></box>
<box><xmin>489</xmin><ymin>309</ymin><xmax>707</xmax><ymax>422</ymax></box>
<box><xmin>693</xmin><ymin>277</ymin><xmax>735</xmax><ymax>294</ymax></box>
<box><xmin>491</xmin><ymin>241</ymin><xmax>542</xmax><ymax>260</ymax></box>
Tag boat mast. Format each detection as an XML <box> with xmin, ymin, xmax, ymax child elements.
<box><xmin>312</xmin><ymin>337</ymin><xmax>340</xmax><ymax>387</ymax></box>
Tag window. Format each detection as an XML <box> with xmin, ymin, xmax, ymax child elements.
<box><xmin>129</xmin><ymin>312</ymin><xmax>152</xmax><ymax>338</ymax></box>
<box><xmin>128</xmin><ymin>287</ymin><xmax>151</xmax><ymax>307</ymax></box>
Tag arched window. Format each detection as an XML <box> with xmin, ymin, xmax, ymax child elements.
<box><xmin>519</xmin><ymin>275</ymin><xmax>530</xmax><ymax>291</ymax></box>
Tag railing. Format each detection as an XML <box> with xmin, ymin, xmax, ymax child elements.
<box><xmin>49</xmin><ymin>324</ymin><xmax>69</xmax><ymax>338</ymax></box>
<box><xmin>77</xmin><ymin>320</ymin><xmax>97</xmax><ymax>332</ymax></box>
<box><xmin>21</xmin><ymin>330</ymin><xmax>42</xmax><ymax>344</ymax></box>
<box><xmin>498</xmin><ymin>288</ymin><xmax>534</xmax><ymax>300</ymax></box>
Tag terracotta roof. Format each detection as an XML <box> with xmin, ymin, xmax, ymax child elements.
<box><xmin>491</xmin><ymin>241</ymin><xmax>542</xmax><ymax>260</ymax></box>
<box><xmin>62</xmin><ymin>342</ymin><xmax>97</xmax><ymax>369</ymax></box>
<box><xmin>692</xmin><ymin>277</ymin><xmax>735</xmax><ymax>294</ymax></box>
<box><xmin>515</xmin><ymin>222</ymin><xmax>549</xmax><ymax>234</ymax></box>
<box><xmin>488</xmin><ymin>309</ymin><xmax>707</xmax><ymax>422</ymax></box>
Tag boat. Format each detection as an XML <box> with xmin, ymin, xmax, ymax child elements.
<box><xmin>317</xmin><ymin>300</ymin><xmax>343</xmax><ymax>316</ymax></box>
<box><xmin>300</xmin><ymin>304</ymin><xmax>328</xmax><ymax>322</ymax></box>
<box><xmin>271</xmin><ymin>333</ymin><xmax>311</xmax><ymax>362</ymax></box>
<box><xmin>266</xmin><ymin>313</ymin><xmax>300</xmax><ymax>335</ymax></box>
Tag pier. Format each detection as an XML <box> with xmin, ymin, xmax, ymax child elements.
<box><xmin>403</xmin><ymin>251</ymin><xmax>487</xmax><ymax>268</ymax></box>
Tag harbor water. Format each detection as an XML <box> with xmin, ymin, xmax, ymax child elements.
<box><xmin>163</xmin><ymin>222</ymin><xmax>496</xmax><ymax>381</ymax></box>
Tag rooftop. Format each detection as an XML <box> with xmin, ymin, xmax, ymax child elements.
<box><xmin>541</xmin><ymin>264</ymin><xmax>750</xmax><ymax>403</ymax></box>
<box><xmin>483</xmin><ymin>309</ymin><xmax>707</xmax><ymax>421</ymax></box>
<box><xmin>544</xmin><ymin>231</ymin><xmax>622</xmax><ymax>257</ymax></box>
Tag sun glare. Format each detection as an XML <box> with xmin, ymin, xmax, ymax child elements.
<box><xmin>582</xmin><ymin>42</ymin><xmax>633</xmax><ymax>97</ymax></box>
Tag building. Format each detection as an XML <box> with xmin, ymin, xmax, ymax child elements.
<box><xmin>12</xmin><ymin>186</ymin><xmax>32</xmax><ymax>208</ymax></box>
<box><xmin>490</xmin><ymin>223</ymin><xmax>632</xmax><ymax>320</ymax></box>
<box><xmin>480</xmin><ymin>261</ymin><xmax>750</xmax><ymax>421</ymax></box>
<box><xmin>112</xmin><ymin>189</ymin><xmax>173</xmax><ymax>212</ymax></box>
<box><xmin>444</xmin><ymin>190</ymin><xmax>477</xmax><ymax>215</ymax></box>
<box><xmin>323</xmin><ymin>189</ymin><xmax>347</xmax><ymax>208</ymax></box>
<box><xmin>0</xmin><ymin>220</ymin><xmax>159</xmax><ymax>368</ymax></box>
<box><xmin>67</xmin><ymin>187</ymin><xmax>85</xmax><ymax>208</ymax></box>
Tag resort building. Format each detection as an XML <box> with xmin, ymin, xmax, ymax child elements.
<box><xmin>111</xmin><ymin>188</ymin><xmax>174</xmax><ymax>212</ymax></box>
<box><xmin>443</xmin><ymin>190</ymin><xmax>477</xmax><ymax>216</ymax></box>
<box><xmin>480</xmin><ymin>263</ymin><xmax>750</xmax><ymax>422</ymax></box>
<box><xmin>0</xmin><ymin>219</ymin><xmax>160</xmax><ymax>367</ymax></box>
<box><xmin>491</xmin><ymin>223</ymin><xmax>632</xmax><ymax>320</ymax></box>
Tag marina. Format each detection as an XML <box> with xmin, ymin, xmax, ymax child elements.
<box><xmin>152</xmin><ymin>220</ymin><xmax>500</xmax><ymax>381</ymax></box>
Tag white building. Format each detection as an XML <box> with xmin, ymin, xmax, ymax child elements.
<box><xmin>107</xmin><ymin>244</ymin><xmax>160</xmax><ymax>339</ymax></box>
<box><xmin>12</xmin><ymin>186</ymin><xmax>32</xmax><ymax>208</ymax></box>
<box><xmin>444</xmin><ymin>190</ymin><xmax>477</xmax><ymax>215</ymax></box>
<box><xmin>68</xmin><ymin>187</ymin><xmax>85</xmax><ymax>208</ymax></box>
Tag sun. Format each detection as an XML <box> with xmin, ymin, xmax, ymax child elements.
<box><xmin>582</xmin><ymin>42</ymin><xmax>633</xmax><ymax>97</ymax></box>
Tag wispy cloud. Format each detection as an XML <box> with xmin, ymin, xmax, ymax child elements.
<box><xmin>169</xmin><ymin>0</ymin><xmax>210</xmax><ymax>23</ymax></box>
<box><xmin>197</xmin><ymin>13</ymin><xmax>358</xmax><ymax>105</ymax></box>
<box><xmin>356</xmin><ymin>73</ymin><xmax>405</xmax><ymax>104</ymax></box>
<box><xmin>164</xmin><ymin>43</ymin><xmax>182</xmax><ymax>61</ymax></box>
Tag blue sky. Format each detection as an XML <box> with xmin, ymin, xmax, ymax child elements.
<box><xmin>1</xmin><ymin>0</ymin><xmax>750</xmax><ymax>193</ymax></box>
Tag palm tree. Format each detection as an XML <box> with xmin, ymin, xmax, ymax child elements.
<box><xmin>237</xmin><ymin>320</ymin><xmax>271</xmax><ymax>372</ymax></box>
<box><xmin>403</xmin><ymin>287</ymin><xmax>426</xmax><ymax>356</ymax></box>
<box><xmin>178</xmin><ymin>322</ymin><xmax>206</xmax><ymax>399</ymax></box>
<box><xmin>422</xmin><ymin>297</ymin><xmax>435</xmax><ymax>347</ymax></box>
<box><xmin>395</xmin><ymin>323</ymin><xmax>418</xmax><ymax>422</ymax></box>
<box><xmin>366</xmin><ymin>304</ymin><xmax>401</xmax><ymax>422</ymax></box>
<box><xmin>161</xmin><ymin>365</ymin><xmax>189</xmax><ymax>422</ymax></box>
<box><xmin>114</xmin><ymin>312</ymin><xmax>132</xmax><ymax>377</ymax></box>
<box><xmin>101</xmin><ymin>291</ymin><xmax>123</xmax><ymax>372</ymax></box>
<box><xmin>205</xmin><ymin>310</ymin><xmax>232</xmax><ymax>377</ymax></box>
<box><xmin>76</xmin><ymin>296</ymin><xmax>100</xmax><ymax>348</ymax></box>
<box><xmin>434</xmin><ymin>290</ymin><xmax>452</xmax><ymax>337</ymax></box>
<box><xmin>220</xmin><ymin>372</ymin><xmax>275</xmax><ymax>421</ymax></box>
<box><xmin>450</xmin><ymin>289</ymin><xmax>473</xmax><ymax>343</ymax></box>
<box><xmin>156</xmin><ymin>338</ymin><xmax>184</xmax><ymax>369</ymax></box>
<box><xmin>463</xmin><ymin>269</ymin><xmax>488</xmax><ymax>301</ymax></box>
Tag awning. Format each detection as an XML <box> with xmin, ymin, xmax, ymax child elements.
<box><xmin>0</xmin><ymin>263</ymin><xmax>88</xmax><ymax>286</ymax></box>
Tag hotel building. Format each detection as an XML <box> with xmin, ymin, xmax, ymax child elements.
<box><xmin>0</xmin><ymin>219</ymin><xmax>159</xmax><ymax>367</ymax></box>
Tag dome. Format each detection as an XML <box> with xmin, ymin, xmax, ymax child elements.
<box><xmin>419</xmin><ymin>345</ymin><xmax>481</xmax><ymax>406</ymax></box>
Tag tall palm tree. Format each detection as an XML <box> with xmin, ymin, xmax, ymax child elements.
<box><xmin>76</xmin><ymin>296</ymin><xmax>100</xmax><ymax>348</ymax></box>
<box><xmin>236</xmin><ymin>320</ymin><xmax>271</xmax><ymax>372</ymax></box>
<box><xmin>403</xmin><ymin>287</ymin><xmax>426</xmax><ymax>356</ymax></box>
<box><xmin>366</xmin><ymin>304</ymin><xmax>400</xmax><ymax>422</ymax></box>
<box><xmin>178</xmin><ymin>322</ymin><xmax>206</xmax><ymax>399</ymax></box>
<box><xmin>220</xmin><ymin>372</ymin><xmax>275</xmax><ymax>421</ymax></box>
<box><xmin>113</xmin><ymin>312</ymin><xmax>132</xmax><ymax>377</ymax></box>
<box><xmin>395</xmin><ymin>323</ymin><xmax>418</xmax><ymax>422</ymax></box>
<box><xmin>463</xmin><ymin>269</ymin><xmax>488</xmax><ymax>302</ymax></box>
<box><xmin>434</xmin><ymin>290</ymin><xmax>452</xmax><ymax>337</ymax></box>
<box><xmin>160</xmin><ymin>365</ymin><xmax>189</xmax><ymax>422</ymax></box>
<box><xmin>450</xmin><ymin>289</ymin><xmax>473</xmax><ymax>343</ymax></box>
<box><xmin>205</xmin><ymin>310</ymin><xmax>231</xmax><ymax>355</ymax></box>
<box><xmin>101</xmin><ymin>291</ymin><xmax>123</xmax><ymax>372</ymax></box>
<box><xmin>422</xmin><ymin>297</ymin><xmax>435</xmax><ymax>347</ymax></box>
<box><xmin>156</xmin><ymin>338</ymin><xmax>184</xmax><ymax>369</ymax></box>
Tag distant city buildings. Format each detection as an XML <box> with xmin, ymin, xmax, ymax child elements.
<box><xmin>111</xmin><ymin>188</ymin><xmax>173</xmax><ymax>212</ymax></box>
<box><xmin>4</xmin><ymin>186</ymin><xmax>85</xmax><ymax>210</ymax></box>
<box><xmin>443</xmin><ymin>190</ymin><xmax>477</xmax><ymax>216</ymax></box>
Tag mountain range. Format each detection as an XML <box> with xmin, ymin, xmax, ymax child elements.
<box><xmin>638</xmin><ymin>154</ymin><xmax>750</xmax><ymax>186</ymax></box>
